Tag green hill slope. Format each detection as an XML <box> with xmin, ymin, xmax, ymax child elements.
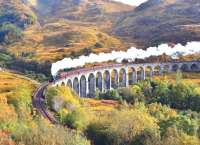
<box><xmin>0</xmin><ymin>0</ymin><xmax>36</xmax><ymax>44</ymax></box>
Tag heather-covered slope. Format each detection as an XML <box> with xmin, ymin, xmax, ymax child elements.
<box><xmin>0</xmin><ymin>0</ymin><xmax>131</xmax><ymax>62</ymax></box>
<box><xmin>113</xmin><ymin>0</ymin><xmax>200</xmax><ymax>48</ymax></box>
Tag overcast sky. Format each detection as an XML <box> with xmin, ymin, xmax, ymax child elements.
<box><xmin>113</xmin><ymin>0</ymin><xmax>148</xmax><ymax>6</ymax></box>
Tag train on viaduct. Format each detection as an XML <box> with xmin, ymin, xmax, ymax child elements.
<box><xmin>53</xmin><ymin>61</ymin><xmax>200</xmax><ymax>98</ymax></box>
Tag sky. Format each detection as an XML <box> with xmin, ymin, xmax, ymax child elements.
<box><xmin>113</xmin><ymin>0</ymin><xmax>148</xmax><ymax>6</ymax></box>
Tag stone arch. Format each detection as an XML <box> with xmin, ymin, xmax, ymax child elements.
<box><xmin>137</xmin><ymin>66</ymin><xmax>145</xmax><ymax>81</ymax></box>
<box><xmin>119</xmin><ymin>68</ymin><xmax>127</xmax><ymax>87</ymax></box>
<box><xmin>172</xmin><ymin>64</ymin><xmax>179</xmax><ymax>72</ymax></box>
<box><xmin>96</xmin><ymin>72</ymin><xmax>103</xmax><ymax>92</ymax></box>
<box><xmin>191</xmin><ymin>63</ymin><xmax>199</xmax><ymax>72</ymax></box>
<box><xmin>73</xmin><ymin>77</ymin><xmax>79</xmax><ymax>95</ymax></box>
<box><xmin>111</xmin><ymin>69</ymin><xmax>118</xmax><ymax>89</ymax></box>
<box><xmin>103</xmin><ymin>70</ymin><xmax>111</xmax><ymax>91</ymax></box>
<box><xmin>154</xmin><ymin>65</ymin><xmax>162</xmax><ymax>76</ymax></box>
<box><xmin>88</xmin><ymin>73</ymin><xmax>96</xmax><ymax>97</ymax></box>
<box><xmin>67</xmin><ymin>79</ymin><xmax>72</xmax><ymax>88</ymax></box>
<box><xmin>128</xmin><ymin>67</ymin><xmax>137</xmax><ymax>85</ymax></box>
<box><xmin>80</xmin><ymin>75</ymin><xmax>87</xmax><ymax>98</ymax></box>
<box><xmin>145</xmin><ymin>66</ymin><xmax>153</xmax><ymax>79</ymax></box>
<box><xmin>180</xmin><ymin>64</ymin><xmax>189</xmax><ymax>72</ymax></box>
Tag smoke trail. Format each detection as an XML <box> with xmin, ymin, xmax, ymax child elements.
<box><xmin>51</xmin><ymin>41</ymin><xmax>200</xmax><ymax>76</ymax></box>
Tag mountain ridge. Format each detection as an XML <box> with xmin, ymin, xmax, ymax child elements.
<box><xmin>113</xmin><ymin>0</ymin><xmax>200</xmax><ymax>48</ymax></box>
<box><xmin>1</xmin><ymin>0</ymin><xmax>200</xmax><ymax>62</ymax></box>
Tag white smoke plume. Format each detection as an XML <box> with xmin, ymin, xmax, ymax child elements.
<box><xmin>51</xmin><ymin>41</ymin><xmax>200</xmax><ymax>76</ymax></box>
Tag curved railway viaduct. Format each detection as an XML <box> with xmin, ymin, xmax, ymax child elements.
<box><xmin>53</xmin><ymin>61</ymin><xmax>200</xmax><ymax>98</ymax></box>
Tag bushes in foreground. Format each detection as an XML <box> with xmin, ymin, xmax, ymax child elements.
<box><xmin>152</xmin><ymin>81</ymin><xmax>200</xmax><ymax>112</ymax></box>
<box><xmin>98</xmin><ymin>79</ymin><xmax>200</xmax><ymax>112</ymax></box>
<box><xmin>45</xmin><ymin>86</ymin><xmax>80</xmax><ymax>112</ymax></box>
<box><xmin>85</xmin><ymin>109</ymin><xmax>159</xmax><ymax>145</ymax></box>
<box><xmin>43</xmin><ymin>80</ymin><xmax>200</xmax><ymax>145</ymax></box>
<box><xmin>64</xmin><ymin>109</ymin><xmax>88</xmax><ymax>130</ymax></box>
<box><xmin>13</xmin><ymin>120</ymin><xmax>90</xmax><ymax>145</ymax></box>
<box><xmin>84</xmin><ymin>105</ymin><xmax>200</xmax><ymax>145</ymax></box>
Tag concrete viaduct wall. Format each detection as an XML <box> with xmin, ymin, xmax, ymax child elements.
<box><xmin>53</xmin><ymin>61</ymin><xmax>200</xmax><ymax>98</ymax></box>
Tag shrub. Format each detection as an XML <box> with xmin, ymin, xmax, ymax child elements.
<box><xmin>99</xmin><ymin>89</ymin><xmax>122</xmax><ymax>101</ymax></box>
<box><xmin>86</xmin><ymin>109</ymin><xmax>159</xmax><ymax>145</ymax></box>
<box><xmin>159</xmin><ymin>115</ymin><xmax>199</xmax><ymax>136</ymax></box>
<box><xmin>57</xmin><ymin>108</ymin><xmax>69</xmax><ymax>124</ymax></box>
<box><xmin>7</xmin><ymin>84</ymin><xmax>33</xmax><ymax>119</ymax></box>
<box><xmin>85</xmin><ymin>122</ymin><xmax>119</xmax><ymax>145</ymax></box>
<box><xmin>129</xmin><ymin>129</ymin><xmax>161</xmax><ymax>145</ymax></box>
<box><xmin>0</xmin><ymin>102</ymin><xmax>17</xmax><ymax>129</ymax></box>
<box><xmin>0</xmin><ymin>22</ymin><xmax>22</xmax><ymax>44</ymax></box>
<box><xmin>151</xmin><ymin>81</ymin><xmax>200</xmax><ymax>112</ymax></box>
<box><xmin>187</xmin><ymin>94</ymin><xmax>200</xmax><ymax>112</ymax></box>
<box><xmin>137</xmin><ymin>81</ymin><xmax>153</xmax><ymax>99</ymax></box>
<box><xmin>118</xmin><ymin>86</ymin><xmax>144</xmax><ymax>104</ymax></box>
<box><xmin>169</xmin><ymin>83</ymin><xmax>195</xmax><ymax>109</ymax></box>
<box><xmin>13</xmin><ymin>120</ymin><xmax>90</xmax><ymax>145</ymax></box>
<box><xmin>162</xmin><ymin>127</ymin><xmax>200</xmax><ymax>145</ymax></box>
<box><xmin>45</xmin><ymin>86</ymin><xmax>80</xmax><ymax>112</ymax></box>
<box><xmin>147</xmin><ymin>103</ymin><xmax>177</xmax><ymax>121</ymax></box>
<box><xmin>152</xmin><ymin>81</ymin><xmax>170</xmax><ymax>104</ymax></box>
<box><xmin>64</xmin><ymin>109</ymin><xmax>88</xmax><ymax>130</ymax></box>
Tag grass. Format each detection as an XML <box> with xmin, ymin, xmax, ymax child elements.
<box><xmin>7</xmin><ymin>20</ymin><xmax>127</xmax><ymax>62</ymax></box>
<box><xmin>82</xmin><ymin>98</ymin><xmax>118</xmax><ymax>112</ymax></box>
<box><xmin>154</xmin><ymin>72</ymin><xmax>200</xmax><ymax>87</ymax></box>
<box><xmin>0</xmin><ymin>70</ymin><xmax>38</xmax><ymax>98</ymax></box>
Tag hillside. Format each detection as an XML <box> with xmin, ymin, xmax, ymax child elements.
<box><xmin>1</xmin><ymin>0</ymin><xmax>200</xmax><ymax>63</ymax></box>
<box><xmin>0</xmin><ymin>70</ymin><xmax>37</xmax><ymax>98</ymax></box>
<box><xmin>28</xmin><ymin>0</ymin><xmax>133</xmax><ymax>27</ymax></box>
<box><xmin>6</xmin><ymin>20</ymin><xmax>126</xmax><ymax>62</ymax></box>
<box><xmin>0</xmin><ymin>0</ymin><xmax>36</xmax><ymax>44</ymax></box>
<box><xmin>0</xmin><ymin>0</ymin><xmax>132</xmax><ymax>62</ymax></box>
<box><xmin>113</xmin><ymin>0</ymin><xmax>200</xmax><ymax>48</ymax></box>
<box><xmin>0</xmin><ymin>1</ymin><xmax>200</xmax><ymax>145</ymax></box>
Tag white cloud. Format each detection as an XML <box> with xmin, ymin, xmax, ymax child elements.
<box><xmin>51</xmin><ymin>41</ymin><xmax>200</xmax><ymax>76</ymax></box>
<box><xmin>113</xmin><ymin>0</ymin><xmax>148</xmax><ymax>6</ymax></box>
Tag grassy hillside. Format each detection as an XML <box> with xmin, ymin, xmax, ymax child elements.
<box><xmin>2</xmin><ymin>0</ymin><xmax>200</xmax><ymax>63</ymax></box>
<box><xmin>155</xmin><ymin>72</ymin><xmax>200</xmax><ymax>87</ymax></box>
<box><xmin>0</xmin><ymin>70</ymin><xmax>90</xmax><ymax>145</ymax></box>
<box><xmin>0</xmin><ymin>0</ymin><xmax>199</xmax><ymax>69</ymax></box>
<box><xmin>113</xmin><ymin>0</ymin><xmax>200</xmax><ymax>48</ymax></box>
<box><xmin>6</xmin><ymin>20</ymin><xmax>127</xmax><ymax>62</ymax></box>
<box><xmin>0</xmin><ymin>70</ymin><xmax>38</xmax><ymax>98</ymax></box>
<box><xmin>0</xmin><ymin>0</ymin><xmax>132</xmax><ymax>63</ymax></box>
<box><xmin>0</xmin><ymin>0</ymin><xmax>36</xmax><ymax>44</ymax></box>
<box><xmin>31</xmin><ymin>0</ymin><xmax>133</xmax><ymax>26</ymax></box>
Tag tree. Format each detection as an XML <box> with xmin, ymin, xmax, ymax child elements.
<box><xmin>118</xmin><ymin>86</ymin><xmax>144</xmax><ymax>104</ymax></box>
<box><xmin>153</xmin><ymin>81</ymin><xmax>170</xmax><ymax>104</ymax></box>
<box><xmin>159</xmin><ymin>115</ymin><xmax>198</xmax><ymax>136</ymax></box>
<box><xmin>169</xmin><ymin>83</ymin><xmax>194</xmax><ymax>109</ymax></box>
<box><xmin>130</xmin><ymin>129</ymin><xmax>161</xmax><ymax>145</ymax></box>
<box><xmin>0</xmin><ymin>22</ymin><xmax>22</xmax><ymax>44</ymax></box>
<box><xmin>64</xmin><ymin>109</ymin><xmax>88</xmax><ymax>130</ymax></box>
<box><xmin>162</xmin><ymin>127</ymin><xmax>199</xmax><ymax>145</ymax></box>
<box><xmin>13</xmin><ymin>120</ymin><xmax>90</xmax><ymax>145</ymax></box>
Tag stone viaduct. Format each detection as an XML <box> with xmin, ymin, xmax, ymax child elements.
<box><xmin>53</xmin><ymin>61</ymin><xmax>200</xmax><ymax>97</ymax></box>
